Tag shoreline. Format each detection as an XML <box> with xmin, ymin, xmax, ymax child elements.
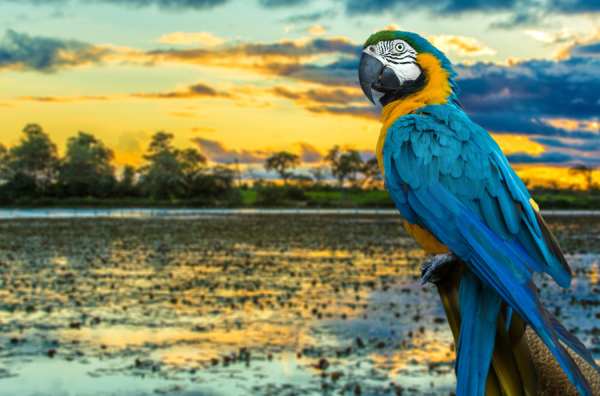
<box><xmin>0</xmin><ymin>207</ymin><xmax>599</xmax><ymax>219</ymax></box>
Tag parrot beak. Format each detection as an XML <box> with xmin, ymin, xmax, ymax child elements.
<box><xmin>359</xmin><ymin>52</ymin><xmax>403</xmax><ymax>105</ymax></box>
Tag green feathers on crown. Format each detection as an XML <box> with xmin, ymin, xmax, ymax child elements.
<box><xmin>364</xmin><ymin>30</ymin><xmax>456</xmax><ymax>78</ymax></box>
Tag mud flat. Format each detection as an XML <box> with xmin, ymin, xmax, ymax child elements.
<box><xmin>0</xmin><ymin>215</ymin><xmax>597</xmax><ymax>396</ymax></box>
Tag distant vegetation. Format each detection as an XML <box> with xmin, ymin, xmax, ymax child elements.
<box><xmin>0</xmin><ymin>124</ymin><xmax>598</xmax><ymax>209</ymax></box>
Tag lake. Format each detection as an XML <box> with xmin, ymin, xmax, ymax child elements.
<box><xmin>0</xmin><ymin>214</ymin><xmax>597</xmax><ymax>395</ymax></box>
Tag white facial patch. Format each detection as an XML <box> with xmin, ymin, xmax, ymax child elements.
<box><xmin>364</xmin><ymin>39</ymin><xmax>422</xmax><ymax>85</ymax></box>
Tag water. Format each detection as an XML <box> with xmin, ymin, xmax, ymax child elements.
<box><xmin>0</xmin><ymin>215</ymin><xmax>597</xmax><ymax>395</ymax></box>
<box><xmin>0</xmin><ymin>208</ymin><xmax>598</xmax><ymax>219</ymax></box>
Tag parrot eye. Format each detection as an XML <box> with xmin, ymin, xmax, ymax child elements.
<box><xmin>395</xmin><ymin>42</ymin><xmax>405</xmax><ymax>52</ymax></box>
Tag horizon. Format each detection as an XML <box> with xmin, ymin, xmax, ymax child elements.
<box><xmin>0</xmin><ymin>0</ymin><xmax>598</xmax><ymax>188</ymax></box>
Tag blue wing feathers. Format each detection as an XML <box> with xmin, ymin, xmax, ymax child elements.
<box><xmin>383</xmin><ymin>103</ymin><xmax>595</xmax><ymax>394</ymax></box>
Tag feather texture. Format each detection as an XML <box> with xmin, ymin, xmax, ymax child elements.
<box><xmin>382</xmin><ymin>103</ymin><xmax>595</xmax><ymax>395</ymax></box>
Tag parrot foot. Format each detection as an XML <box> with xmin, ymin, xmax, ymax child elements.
<box><xmin>420</xmin><ymin>253</ymin><xmax>457</xmax><ymax>285</ymax></box>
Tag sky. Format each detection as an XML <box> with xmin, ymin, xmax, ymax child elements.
<box><xmin>0</xmin><ymin>0</ymin><xmax>598</xmax><ymax>187</ymax></box>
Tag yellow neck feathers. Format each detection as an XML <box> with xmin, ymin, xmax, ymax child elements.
<box><xmin>376</xmin><ymin>53</ymin><xmax>453</xmax><ymax>172</ymax></box>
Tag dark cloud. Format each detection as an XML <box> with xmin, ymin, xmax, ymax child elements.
<box><xmin>132</xmin><ymin>82</ymin><xmax>230</xmax><ymax>99</ymax></box>
<box><xmin>533</xmin><ymin>137</ymin><xmax>600</xmax><ymax>153</ymax></box>
<box><xmin>507</xmin><ymin>151</ymin><xmax>574</xmax><ymax>164</ymax></box>
<box><xmin>267</xmin><ymin>57</ymin><xmax>358</xmax><ymax>87</ymax></box>
<box><xmin>272</xmin><ymin>86</ymin><xmax>363</xmax><ymax>104</ymax></box>
<box><xmin>570</xmin><ymin>40</ymin><xmax>600</xmax><ymax>58</ymax></box>
<box><xmin>193</xmin><ymin>138</ymin><xmax>324</xmax><ymax>165</ymax></box>
<box><xmin>0</xmin><ymin>29</ymin><xmax>107</xmax><ymax>72</ymax></box>
<box><xmin>547</xmin><ymin>0</ymin><xmax>600</xmax><ymax>13</ymax></box>
<box><xmin>282</xmin><ymin>9</ymin><xmax>337</xmax><ymax>23</ymax></box>
<box><xmin>342</xmin><ymin>0</ymin><xmax>519</xmax><ymax>15</ymax></box>
<box><xmin>100</xmin><ymin>0</ymin><xmax>228</xmax><ymax>9</ymax></box>
<box><xmin>241</xmin><ymin>37</ymin><xmax>359</xmax><ymax>57</ymax></box>
<box><xmin>18</xmin><ymin>95</ymin><xmax>109</xmax><ymax>102</ymax></box>
<box><xmin>297</xmin><ymin>142</ymin><xmax>322</xmax><ymax>162</ymax></box>
<box><xmin>456</xmin><ymin>57</ymin><xmax>600</xmax><ymax>131</ymax></box>
<box><xmin>193</xmin><ymin>138</ymin><xmax>270</xmax><ymax>164</ymax></box>
<box><xmin>147</xmin><ymin>37</ymin><xmax>359</xmax><ymax>64</ymax></box>
<box><xmin>306</xmin><ymin>104</ymin><xmax>377</xmax><ymax>119</ymax></box>
<box><xmin>490</xmin><ymin>11</ymin><xmax>541</xmax><ymax>29</ymax></box>
<box><xmin>258</xmin><ymin>0</ymin><xmax>308</xmax><ymax>7</ymax></box>
<box><xmin>4</xmin><ymin>0</ymin><xmax>230</xmax><ymax>10</ymax></box>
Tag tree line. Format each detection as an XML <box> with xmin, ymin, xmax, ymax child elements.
<box><xmin>0</xmin><ymin>124</ymin><xmax>383</xmax><ymax>205</ymax></box>
<box><xmin>0</xmin><ymin>124</ymin><xmax>238</xmax><ymax>204</ymax></box>
<box><xmin>1</xmin><ymin>124</ymin><xmax>595</xmax><ymax>206</ymax></box>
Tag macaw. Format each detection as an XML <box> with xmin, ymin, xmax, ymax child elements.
<box><xmin>357</xmin><ymin>30</ymin><xmax>599</xmax><ymax>396</ymax></box>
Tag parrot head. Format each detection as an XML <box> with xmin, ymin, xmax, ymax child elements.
<box><xmin>359</xmin><ymin>30</ymin><xmax>456</xmax><ymax>107</ymax></box>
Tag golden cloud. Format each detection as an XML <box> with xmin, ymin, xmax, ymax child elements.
<box><xmin>429</xmin><ymin>35</ymin><xmax>496</xmax><ymax>57</ymax></box>
<box><xmin>157</xmin><ymin>32</ymin><xmax>225</xmax><ymax>47</ymax></box>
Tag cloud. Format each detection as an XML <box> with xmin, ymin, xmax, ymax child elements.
<box><xmin>305</xmin><ymin>104</ymin><xmax>377</xmax><ymax>119</ymax></box>
<box><xmin>271</xmin><ymin>86</ymin><xmax>363</xmax><ymax>104</ymax></box>
<box><xmin>131</xmin><ymin>82</ymin><xmax>230</xmax><ymax>99</ymax></box>
<box><xmin>258</xmin><ymin>0</ymin><xmax>308</xmax><ymax>6</ymax></box>
<box><xmin>507</xmin><ymin>150</ymin><xmax>600</xmax><ymax>166</ymax></box>
<box><xmin>342</xmin><ymin>0</ymin><xmax>518</xmax><ymax>15</ymax></box>
<box><xmin>307</xmin><ymin>24</ymin><xmax>326</xmax><ymax>36</ymax></box>
<box><xmin>570</xmin><ymin>40</ymin><xmax>600</xmax><ymax>59</ymax></box>
<box><xmin>456</xmin><ymin>57</ymin><xmax>600</xmax><ymax>125</ymax></box>
<box><xmin>18</xmin><ymin>95</ymin><xmax>109</xmax><ymax>102</ymax></box>
<box><xmin>266</xmin><ymin>57</ymin><xmax>358</xmax><ymax>87</ymax></box>
<box><xmin>157</xmin><ymin>31</ymin><xmax>224</xmax><ymax>46</ymax></box>
<box><xmin>533</xmin><ymin>137</ymin><xmax>600</xmax><ymax>153</ymax></box>
<box><xmin>145</xmin><ymin>37</ymin><xmax>359</xmax><ymax>67</ymax></box>
<box><xmin>193</xmin><ymin>138</ymin><xmax>326</xmax><ymax>165</ymax></box>
<box><xmin>523</xmin><ymin>29</ymin><xmax>576</xmax><ymax>45</ymax></box>
<box><xmin>296</xmin><ymin>142</ymin><xmax>322</xmax><ymax>163</ymax></box>
<box><xmin>193</xmin><ymin>137</ymin><xmax>270</xmax><ymax>164</ymax></box>
<box><xmin>490</xmin><ymin>11</ymin><xmax>542</xmax><ymax>29</ymax></box>
<box><xmin>429</xmin><ymin>35</ymin><xmax>496</xmax><ymax>57</ymax></box>
<box><xmin>142</xmin><ymin>37</ymin><xmax>361</xmax><ymax>88</ymax></box>
<box><xmin>269</xmin><ymin>85</ymin><xmax>374</xmax><ymax>119</ymax></box>
<box><xmin>0</xmin><ymin>29</ymin><xmax>108</xmax><ymax>72</ymax></box>
<box><xmin>546</xmin><ymin>0</ymin><xmax>600</xmax><ymax>13</ymax></box>
<box><xmin>19</xmin><ymin>0</ymin><xmax>229</xmax><ymax>11</ymax></box>
<box><xmin>281</xmin><ymin>9</ymin><xmax>337</xmax><ymax>23</ymax></box>
<box><xmin>507</xmin><ymin>151</ymin><xmax>575</xmax><ymax>164</ymax></box>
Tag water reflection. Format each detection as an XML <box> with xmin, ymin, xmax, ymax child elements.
<box><xmin>0</xmin><ymin>215</ymin><xmax>597</xmax><ymax>396</ymax></box>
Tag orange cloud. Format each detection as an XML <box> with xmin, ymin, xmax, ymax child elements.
<box><xmin>307</xmin><ymin>24</ymin><xmax>326</xmax><ymax>36</ymax></box>
<box><xmin>429</xmin><ymin>35</ymin><xmax>496</xmax><ymax>57</ymax></box>
<box><xmin>542</xmin><ymin>118</ymin><xmax>600</xmax><ymax>133</ymax></box>
<box><xmin>157</xmin><ymin>32</ymin><xmax>225</xmax><ymax>47</ymax></box>
<box><xmin>491</xmin><ymin>134</ymin><xmax>546</xmax><ymax>156</ymax></box>
<box><xmin>18</xmin><ymin>95</ymin><xmax>109</xmax><ymax>103</ymax></box>
<box><xmin>131</xmin><ymin>82</ymin><xmax>231</xmax><ymax>99</ymax></box>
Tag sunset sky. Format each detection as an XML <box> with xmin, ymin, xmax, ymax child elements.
<box><xmin>0</xmin><ymin>0</ymin><xmax>598</xmax><ymax>187</ymax></box>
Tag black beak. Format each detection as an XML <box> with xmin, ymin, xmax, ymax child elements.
<box><xmin>359</xmin><ymin>52</ymin><xmax>403</xmax><ymax>105</ymax></box>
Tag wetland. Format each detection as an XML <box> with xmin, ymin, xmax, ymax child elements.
<box><xmin>0</xmin><ymin>214</ymin><xmax>598</xmax><ymax>396</ymax></box>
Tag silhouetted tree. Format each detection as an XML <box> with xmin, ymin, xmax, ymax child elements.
<box><xmin>569</xmin><ymin>164</ymin><xmax>595</xmax><ymax>190</ymax></box>
<box><xmin>139</xmin><ymin>132</ymin><xmax>185</xmax><ymax>200</ymax></box>
<box><xmin>179</xmin><ymin>147</ymin><xmax>207</xmax><ymax>194</ymax></box>
<box><xmin>325</xmin><ymin>146</ymin><xmax>342</xmax><ymax>186</ymax></box>
<box><xmin>0</xmin><ymin>144</ymin><xmax>8</xmax><ymax>183</ymax></box>
<box><xmin>362</xmin><ymin>157</ymin><xmax>382</xmax><ymax>188</ymax></box>
<box><xmin>117</xmin><ymin>165</ymin><xmax>139</xmax><ymax>197</ymax></box>
<box><xmin>264</xmin><ymin>151</ymin><xmax>299</xmax><ymax>185</ymax></box>
<box><xmin>326</xmin><ymin>146</ymin><xmax>364</xmax><ymax>187</ymax></box>
<box><xmin>309</xmin><ymin>166</ymin><xmax>327</xmax><ymax>186</ymax></box>
<box><xmin>8</xmin><ymin>124</ymin><xmax>59</xmax><ymax>195</ymax></box>
<box><xmin>58</xmin><ymin>132</ymin><xmax>116</xmax><ymax>197</ymax></box>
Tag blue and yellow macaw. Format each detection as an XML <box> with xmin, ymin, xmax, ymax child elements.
<box><xmin>358</xmin><ymin>30</ymin><xmax>599</xmax><ymax>396</ymax></box>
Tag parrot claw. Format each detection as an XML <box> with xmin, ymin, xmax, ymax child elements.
<box><xmin>420</xmin><ymin>253</ymin><xmax>457</xmax><ymax>285</ymax></box>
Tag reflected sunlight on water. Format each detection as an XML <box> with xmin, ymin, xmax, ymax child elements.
<box><xmin>0</xmin><ymin>215</ymin><xmax>597</xmax><ymax>396</ymax></box>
